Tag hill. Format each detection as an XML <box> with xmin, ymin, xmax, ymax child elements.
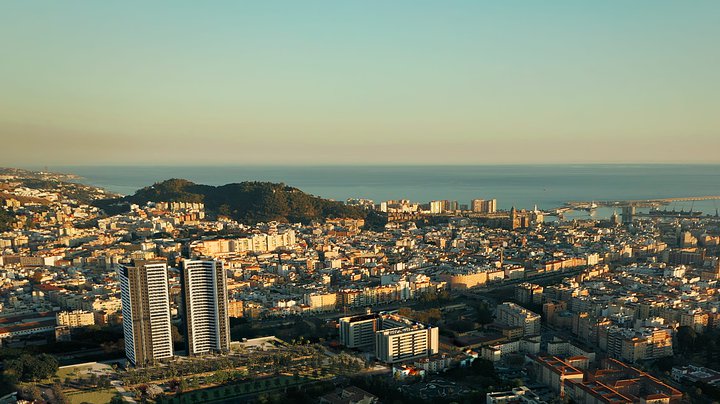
<box><xmin>94</xmin><ymin>179</ymin><xmax>367</xmax><ymax>224</ymax></box>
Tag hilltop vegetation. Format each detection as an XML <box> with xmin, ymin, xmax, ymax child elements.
<box><xmin>95</xmin><ymin>179</ymin><xmax>367</xmax><ymax>224</ymax></box>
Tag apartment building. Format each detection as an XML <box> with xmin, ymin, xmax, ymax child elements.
<box><xmin>496</xmin><ymin>302</ymin><xmax>541</xmax><ymax>336</ymax></box>
<box><xmin>339</xmin><ymin>313</ymin><xmax>380</xmax><ymax>349</ymax></box>
<box><xmin>181</xmin><ymin>259</ymin><xmax>230</xmax><ymax>356</ymax></box>
<box><xmin>515</xmin><ymin>283</ymin><xmax>544</xmax><ymax>306</ymax></box>
<box><xmin>56</xmin><ymin>310</ymin><xmax>95</xmax><ymax>327</ymax></box>
<box><xmin>118</xmin><ymin>260</ymin><xmax>173</xmax><ymax>366</ymax></box>
<box><xmin>375</xmin><ymin>324</ymin><xmax>439</xmax><ymax>364</ymax></box>
<box><xmin>339</xmin><ymin>312</ymin><xmax>439</xmax><ymax>364</ymax></box>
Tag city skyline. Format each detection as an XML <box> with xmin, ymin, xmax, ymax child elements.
<box><xmin>2</xmin><ymin>1</ymin><xmax>720</xmax><ymax>165</ymax></box>
<box><xmin>3</xmin><ymin>2</ymin><xmax>720</xmax><ymax>400</ymax></box>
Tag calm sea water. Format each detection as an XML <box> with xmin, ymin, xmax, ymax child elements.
<box><xmin>44</xmin><ymin>165</ymin><xmax>720</xmax><ymax>217</ymax></box>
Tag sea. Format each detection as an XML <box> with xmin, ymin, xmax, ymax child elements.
<box><xmin>42</xmin><ymin>164</ymin><xmax>720</xmax><ymax>220</ymax></box>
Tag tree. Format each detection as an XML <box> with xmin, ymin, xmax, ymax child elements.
<box><xmin>677</xmin><ymin>326</ymin><xmax>698</xmax><ymax>354</ymax></box>
<box><xmin>178</xmin><ymin>378</ymin><xmax>189</xmax><ymax>393</ymax></box>
<box><xmin>88</xmin><ymin>372</ymin><xmax>99</xmax><ymax>387</ymax></box>
<box><xmin>171</xmin><ymin>324</ymin><xmax>185</xmax><ymax>343</ymax></box>
<box><xmin>52</xmin><ymin>383</ymin><xmax>70</xmax><ymax>404</ymax></box>
<box><xmin>30</xmin><ymin>270</ymin><xmax>44</xmax><ymax>284</ymax></box>
<box><xmin>0</xmin><ymin>208</ymin><xmax>15</xmax><ymax>232</ymax></box>
<box><xmin>5</xmin><ymin>353</ymin><xmax>59</xmax><ymax>382</ymax></box>
<box><xmin>656</xmin><ymin>356</ymin><xmax>676</xmax><ymax>372</ymax></box>
<box><xmin>476</xmin><ymin>303</ymin><xmax>494</xmax><ymax>325</ymax></box>
<box><xmin>471</xmin><ymin>358</ymin><xmax>497</xmax><ymax>379</ymax></box>
<box><xmin>19</xmin><ymin>385</ymin><xmax>42</xmax><ymax>402</ymax></box>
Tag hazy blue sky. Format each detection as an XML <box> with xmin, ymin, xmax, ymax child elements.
<box><xmin>1</xmin><ymin>1</ymin><xmax>719</xmax><ymax>165</ymax></box>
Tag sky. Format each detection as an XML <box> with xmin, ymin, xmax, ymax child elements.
<box><xmin>1</xmin><ymin>1</ymin><xmax>719</xmax><ymax>166</ymax></box>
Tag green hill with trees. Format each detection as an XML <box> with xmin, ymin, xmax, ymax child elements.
<box><xmin>94</xmin><ymin>179</ymin><xmax>367</xmax><ymax>224</ymax></box>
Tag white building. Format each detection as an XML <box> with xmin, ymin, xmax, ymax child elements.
<box><xmin>181</xmin><ymin>259</ymin><xmax>230</xmax><ymax>356</ymax></box>
<box><xmin>375</xmin><ymin>324</ymin><xmax>439</xmax><ymax>364</ymax></box>
<box><xmin>486</xmin><ymin>386</ymin><xmax>546</xmax><ymax>404</ymax></box>
<box><xmin>429</xmin><ymin>201</ymin><xmax>444</xmax><ymax>214</ymax></box>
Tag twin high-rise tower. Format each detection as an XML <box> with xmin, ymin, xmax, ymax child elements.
<box><xmin>118</xmin><ymin>260</ymin><xmax>174</xmax><ymax>367</ymax></box>
<box><xmin>180</xmin><ymin>259</ymin><xmax>230</xmax><ymax>356</ymax></box>
<box><xmin>118</xmin><ymin>258</ymin><xmax>229</xmax><ymax>367</ymax></box>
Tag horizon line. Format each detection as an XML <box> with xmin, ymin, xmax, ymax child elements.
<box><xmin>17</xmin><ymin>162</ymin><xmax>720</xmax><ymax>169</ymax></box>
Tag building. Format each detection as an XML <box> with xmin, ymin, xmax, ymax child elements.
<box><xmin>56</xmin><ymin>310</ymin><xmax>95</xmax><ymax>328</ymax></box>
<box><xmin>181</xmin><ymin>259</ymin><xmax>230</xmax><ymax>356</ymax></box>
<box><xmin>430</xmin><ymin>200</ymin><xmax>444</xmax><ymax>214</ymax></box>
<box><xmin>672</xmin><ymin>365</ymin><xmax>720</xmax><ymax>385</ymax></box>
<box><xmin>118</xmin><ymin>260</ymin><xmax>173</xmax><ymax>366</ymax></box>
<box><xmin>339</xmin><ymin>313</ymin><xmax>380</xmax><ymax>349</ymax></box>
<box><xmin>486</xmin><ymin>386</ymin><xmax>546</xmax><ymax>404</ymax></box>
<box><xmin>622</xmin><ymin>206</ymin><xmax>635</xmax><ymax>224</ymax></box>
<box><xmin>496</xmin><ymin>302</ymin><xmax>541</xmax><ymax>336</ymax></box>
<box><xmin>228</xmin><ymin>300</ymin><xmax>244</xmax><ymax>318</ymax></box>
<box><xmin>188</xmin><ymin>230</ymin><xmax>297</xmax><ymax>256</ymax></box>
<box><xmin>413</xmin><ymin>354</ymin><xmax>453</xmax><ymax>373</ymax></box>
<box><xmin>0</xmin><ymin>320</ymin><xmax>56</xmax><ymax>344</ymax></box>
<box><xmin>439</xmin><ymin>267</ymin><xmax>489</xmax><ymax>289</ymax></box>
<box><xmin>319</xmin><ymin>386</ymin><xmax>378</xmax><ymax>404</ymax></box>
<box><xmin>339</xmin><ymin>311</ymin><xmax>439</xmax><ymax>364</ymax></box>
<box><xmin>568</xmin><ymin>359</ymin><xmax>682</xmax><ymax>403</ymax></box>
<box><xmin>530</xmin><ymin>355</ymin><xmax>584</xmax><ymax>398</ymax></box>
<box><xmin>375</xmin><ymin>324</ymin><xmax>439</xmax><ymax>364</ymax></box>
<box><xmin>472</xmin><ymin>199</ymin><xmax>497</xmax><ymax>213</ymax></box>
<box><xmin>305</xmin><ymin>292</ymin><xmax>338</xmax><ymax>312</ymax></box>
<box><xmin>515</xmin><ymin>283</ymin><xmax>544</xmax><ymax>306</ymax></box>
<box><xmin>602</xmin><ymin>326</ymin><xmax>673</xmax><ymax>363</ymax></box>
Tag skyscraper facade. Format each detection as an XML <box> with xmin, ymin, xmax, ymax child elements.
<box><xmin>118</xmin><ymin>260</ymin><xmax>173</xmax><ymax>366</ymax></box>
<box><xmin>181</xmin><ymin>259</ymin><xmax>230</xmax><ymax>356</ymax></box>
<box><xmin>471</xmin><ymin>199</ymin><xmax>497</xmax><ymax>213</ymax></box>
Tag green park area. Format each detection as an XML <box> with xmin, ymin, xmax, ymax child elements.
<box><xmin>66</xmin><ymin>388</ymin><xmax>119</xmax><ymax>404</ymax></box>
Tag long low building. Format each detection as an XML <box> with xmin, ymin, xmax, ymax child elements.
<box><xmin>0</xmin><ymin>319</ymin><xmax>56</xmax><ymax>343</ymax></box>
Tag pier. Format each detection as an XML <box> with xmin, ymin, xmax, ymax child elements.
<box><xmin>565</xmin><ymin>196</ymin><xmax>720</xmax><ymax>209</ymax></box>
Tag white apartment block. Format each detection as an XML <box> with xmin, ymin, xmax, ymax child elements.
<box><xmin>375</xmin><ymin>325</ymin><xmax>439</xmax><ymax>364</ymax></box>
<box><xmin>181</xmin><ymin>259</ymin><xmax>230</xmax><ymax>356</ymax></box>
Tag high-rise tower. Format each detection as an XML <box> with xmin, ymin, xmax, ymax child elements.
<box><xmin>181</xmin><ymin>259</ymin><xmax>230</xmax><ymax>356</ymax></box>
<box><xmin>118</xmin><ymin>260</ymin><xmax>173</xmax><ymax>366</ymax></box>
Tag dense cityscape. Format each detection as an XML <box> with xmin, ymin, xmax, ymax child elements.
<box><xmin>1</xmin><ymin>168</ymin><xmax>719</xmax><ymax>403</ymax></box>
<box><xmin>4</xmin><ymin>0</ymin><xmax>720</xmax><ymax>402</ymax></box>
